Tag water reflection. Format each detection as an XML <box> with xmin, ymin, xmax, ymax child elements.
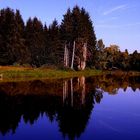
<box><xmin>0</xmin><ymin>77</ymin><xmax>96</xmax><ymax>139</ymax></box>
<box><xmin>0</xmin><ymin>75</ymin><xmax>140</xmax><ymax>139</ymax></box>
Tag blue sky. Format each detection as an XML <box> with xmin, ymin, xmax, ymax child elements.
<box><xmin>0</xmin><ymin>0</ymin><xmax>140</xmax><ymax>53</ymax></box>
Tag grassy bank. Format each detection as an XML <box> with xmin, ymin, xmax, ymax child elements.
<box><xmin>0</xmin><ymin>66</ymin><xmax>140</xmax><ymax>82</ymax></box>
<box><xmin>0</xmin><ymin>66</ymin><xmax>102</xmax><ymax>82</ymax></box>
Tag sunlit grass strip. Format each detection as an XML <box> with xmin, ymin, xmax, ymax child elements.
<box><xmin>0</xmin><ymin>68</ymin><xmax>102</xmax><ymax>82</ymax></box>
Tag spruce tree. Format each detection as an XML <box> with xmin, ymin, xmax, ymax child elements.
<box><xmin>0</xmin><ymin>8</ymin><xmax>16</xmax><ymax>65</ymax></box>
<box><xmin>60</xmin><ymin>8</ymin><xmax>73</xmax><ymax>43</ymax></box>
<box><xmin>43</xmin><ymin>24</ymin><xmax>49</xmax><ymax>65</ymax></box>
<box><xmin>25</xmin><ymin>17</ymin><xmax>45</xmax><ymax>67</ymax></box>
<box><xmin>47</xmin><ymin>20</ymin><xmax>63</xmax><ymax>66</ymax></box>
<box><xmin>14</xmin><ymin>10</ymin><xmax>29</xmax><ymax>64</ymax></box>
<box><xmin>60</xmin><ymin>6</ymin><xmax>97</xmax><ymax>69</ymax></box>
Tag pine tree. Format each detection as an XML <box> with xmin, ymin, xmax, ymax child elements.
<box><xmin>0</xmin><ymin>8</ymin><xmax>17</xmax><ymax>65</ymax></box>
<box><xmin>25</xmin><ymin>17</ymin><xmax>45</xmax><ymax>67</ymax></box>
<box><xmin>0</xmin><ymin>6</ymin><xmax>97</xmax><ymax>68</ymax></box>
<box><xmin>0</xmin><ymin>8</ymin><xmax>29</xmax><ymax>65</ymax></box>
<box><xmin>60</xmin><ymin>6</ymin><xmax>97</xmax><ymax>69</ymax></box>
<box><xmin>47</xmin><ymin>20</ymin><xmax>63</xmax><ymax>66</ymax></box>
<box><xmin>60</xmin><ymin>8</ymin><xmax>73</xmax><ymax>43</ymax></box>
<box><xmin>14</xmin><ymin>10</ymin><xmax>29</xmax><ymax>64</ymax></box>
<box><xmin>80</xmin><ymin>8</ymin><xmax>97</xmax><ymax>67</ymax></box>
<box><xmin>43</xmin><ymin>24</ymin><xmax>49</xmax><ymax>64</ymax></box>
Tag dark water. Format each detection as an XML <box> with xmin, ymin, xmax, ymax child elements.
<box><xmin>0</xmin><ymin>75</ymin><xmax>140</xmax><ymax>140</ymax></box>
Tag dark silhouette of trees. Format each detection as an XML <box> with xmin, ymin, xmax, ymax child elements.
<box><xmin>94</xmin><ymin>41</ymin><xmax>140</xmax><ymax>71</ymax></box>
<box><xmin>95</xmin><ymin>39</ymin><xmax>106</xmax><ymax>69</ymax></box>
<box><xmin>14</xmin><ymin>10</ymin><xmax>29</xmax><ymax>64</ymax></box>
<box><xmin>60</xmin><ymin>6</ymin><xmax>97</xmax><ymax>69</ymax></box>
<box><xmin>0</xmin><ymin>8</ymin><xmax>29</xmax><ymax>65</ymax></box>
<box><xmin>25</xmin><ymin>17</ymin><xmax>45</xmax><ymax>67</ymax></box>
<box><xmin>46</xmin><ymin>20</ymin><xmax>63</xmax><ymax>66</ymax></box>
<box><xmin>0</xmin><ymin>7</ymin><xmax>139</xmax><ymax>71</ymax></box>
<box><xmin>129</xmin><ymin>50</ymin><xmax>140</xmax><ymax>71</ymax></box>
<box><xmin>0</xmin><ymin>8</ymin><xmax>18</xmax><ymax>65</ymax></box>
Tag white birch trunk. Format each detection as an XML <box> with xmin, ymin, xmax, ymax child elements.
<box><xmin>64</xmin><ymin>44</ymin><xmax>69</xmax><ymax>67</ymax></box>
<box><xmin>64</xmin><ymin>44</ymin><xmax>67</xmax><ymax>67</ymax></box>
<box><xmin>66</xmin><ymin>46</ymin><xmax>69</xmax><ymax>67</ymax></box>
<box><xmin>71</xmin><ymin>41</ymin><xmax>75</xmax><ymax>69</ymax></box>
<box><xmin>81</xmin><ymin>43</ymin><xmax>87</xmax><ymax>70</ymax></box>
<box><xmin>77</xmin><ymin>42</ymin><xmax>87</xmax><ymax>70</ymax></box>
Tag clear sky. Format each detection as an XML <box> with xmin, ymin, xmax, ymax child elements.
<box><xmin>0</xmin><ymin>0</ymin><xmax>140</xmax><ymax>53</ymax></box>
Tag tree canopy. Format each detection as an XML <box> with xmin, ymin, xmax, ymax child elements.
<box><xmin>0</xmin><ymin>7</ymin><xmax>139</xmax><ymax>71</ymax></box>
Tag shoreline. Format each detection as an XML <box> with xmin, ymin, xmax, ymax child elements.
<box><xmin>0</xmin><ymin>66</ymin><xmax>102</xmax><ymax>82</ymax></box>
<box><xmin>0</xmin><ymin>66</ymin><xmax>140</xmax><ymax>82</ymax></box>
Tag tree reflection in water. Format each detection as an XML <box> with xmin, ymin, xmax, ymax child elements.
<box><xmin>0</xmin><ymin>75</ymin><xmax>139</xmax><ymax>139</ymax></box>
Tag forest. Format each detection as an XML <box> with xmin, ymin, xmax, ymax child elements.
<box><xmin>0</xmin><ymin>6</ymin><xmax>140</xmax><ymax>71</ymax></box>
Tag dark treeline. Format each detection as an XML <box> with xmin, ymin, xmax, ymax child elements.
<box><xmin>96</xmin><ymin>40</ymin><xmax>140</xmax><ymax>71</ymax></box>
<box><xmin>0</xmin><ymin>6</ymin><xmax>140</xmax><ymax>70</ymax></box>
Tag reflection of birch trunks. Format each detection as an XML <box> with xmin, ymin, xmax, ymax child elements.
<box><xmin>78</xmin><ymin>76</ymin><xmax>86</xmax><ymax>104</ymax></box>
<box><xmin>63</xmin><ymin>77</ymin><xmax>85</xmax><ymax>105</ymax></box>
<box><xmin>0</xmin><ymin>74</ymin><xmax>3</xmax><ymax>80</ymax></box>
<box><xmin>62</xmin><ymin>78</ymin><xmax>74</xmax><ymax>106</ymax></box>
<box><xmin>70</xmin><ymin>78</ymin><xmax>73</xmax><ymax>106</ymax></box>
<box><xmin>80</xmin><ymin>76</ymin><xmax>86</xmax><ymax>104</ymax></box>
<box><xmin>63</xmin><ymin>80</ymin><xmax>68</xmax><ymax>103</ymax></box>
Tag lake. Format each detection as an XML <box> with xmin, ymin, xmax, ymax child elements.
<box><xmin>0</xmin><ymin>75</ymin><xmax>140</xmax><ymax>140</ymax></box>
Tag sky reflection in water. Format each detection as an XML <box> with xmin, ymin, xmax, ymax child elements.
<box><xmin>0</xmin><ymin>75</ymin><xmax>140</xmax><ymax>140</ymax></box>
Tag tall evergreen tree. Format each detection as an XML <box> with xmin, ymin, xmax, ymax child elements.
<box><xmin>0</xmin><ymin>8</ymin><xmax>28</xmax><ymax>65</ymax></box>
<box><xmin>0</xmin><ymin>8</ymin><xmax>17</xmax><ymax>65</ymax></box>
<box><xmin>60</xmin><ymin>6</ymin><xmax>96</xmax><ymax>69</ymax></box>
<box><xmin>80</xmin><ymin>7</ymin><xmax>97</xmax><ymax>67</ymax></box>
<box><xmin>60</xmin><ymin>8</ymin><xmax>73</xmax><ymax>43</ymax></box>
<box><xmin>14</xmin><ymin>10</ymin><xmax>29</xmax><ymax>64</ymax></box>
<box><xmin>43</xmin><ymin>24</ymin><xmax>49</xmax><ymax>64</ymax></box>
<box><xmin>25</xmin><ymin>17</ymin><xmax>45</xmax><ymax>67</ymax></box>
<box><xmin>46</xmin><ymin>20</ymin><xmax>63</xmax><ymax>66</ymax></box>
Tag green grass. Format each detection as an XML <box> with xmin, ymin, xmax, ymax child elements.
<box><xmin>0</xmin><ymin>66</ymin><xmax>140</xmax><ymax>83</ymax></box>
<box><xmin>0</xmin><ymin>67</ymin><xmax>102</xmax><ymax>82</ymax></box>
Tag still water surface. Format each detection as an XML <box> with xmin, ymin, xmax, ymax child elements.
<box><xmin>0</xmin><ymin>75</ymin><xmax>140</xmax><ymax>140</ymax></box>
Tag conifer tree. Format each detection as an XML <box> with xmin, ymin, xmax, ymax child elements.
<box><xmin>60</xmin><ymin>8</ymin><xmax>73</xmax><ymax>43</ymax></box>
<box><xmin>60</xmin><ymin>6</ymin><xmax>97</xmax><ymax>69</ymax></box>
<box><xmin>43</xmin><ymin>24</ymin><xmax>49</xmax><ymax>64</ymax></box>
<box><xmin>47</xmin><ymin>20</ymin><xmax>63</xmax><ymax>66</ymax></box>
<box><xmin>0</xmin><ymin>8</ymin><xmax>17</xmax><ymax>65</ymax></box>
<box><xmin>14</xmin><ymin>10</ymin><xmax>29</xmax><ymax>64</ymax></box>
<box><xmin>25</xmin><ymin>17</ymin><xmax>45</xmax><ymax>67</ymax></box>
